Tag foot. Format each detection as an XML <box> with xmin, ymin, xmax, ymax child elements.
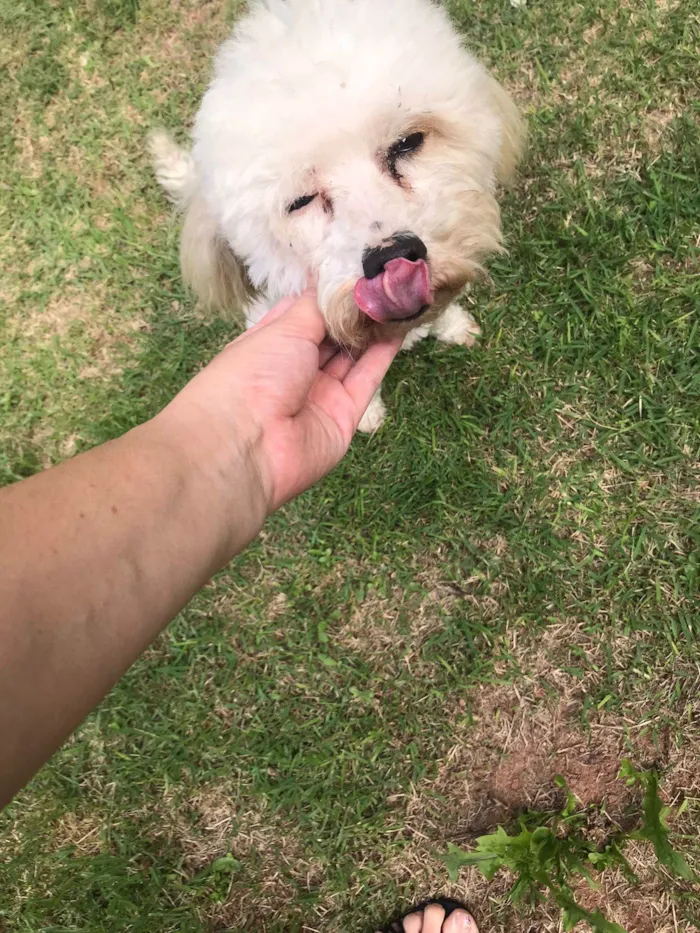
<box><xmin>378</xmin><ymin>901</ymin><xmax>479</xmax><ymax>933</ymax></box>
<box><xmin>431</xmin><ymin>303</ymin><xmax>481</xmax><ymax>347</ymax></box>
<box><xmin>358</xmin><ymin>390</ymin><xmax>386</xmax><ymax>433</ymax></box>
<box><xmin>401</xmin><ymin>322</ymin><xmax>431</xmax><ymax>352</ymax></box>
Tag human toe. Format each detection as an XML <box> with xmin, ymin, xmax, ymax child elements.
<box><xmin>443</xmin><ymin>908</ymin><xmax>478</xmax><ymax>933</ymax></box>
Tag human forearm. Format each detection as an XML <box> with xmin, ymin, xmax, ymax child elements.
<box><xmin>0</xmin><ymin>414</ymin><xmax>265</xmax><ymax>807</ymax></box>
<box><xmin>0</xmin><ymin>290</ymin><xmax>400</xmax><ymax>809</ymax></box>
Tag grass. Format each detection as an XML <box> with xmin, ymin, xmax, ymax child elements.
<box><xmin>0</xmin><ymin>0</ymin><xmax>698</xmax><ymax>931</ymax></box>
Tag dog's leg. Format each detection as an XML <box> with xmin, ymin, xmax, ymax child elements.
<box><xmin>358</xmin><ymin>388</ymin><xmax>387</xmax><ymax>434</ymax></box>
<box><xmin>431</xmin><ymin>302</ymin><xmax>481</xmax><ymax>347</ymax></box>
<box><xmin>401</xmin><ymin>322</ymin><xmax>431</xmax><ymax>352</ymax></box>
<box><xmin>148</xmin><ymin>130</ymin><xmax>196</xmax><ymax>207</ymax></box>
<box><xmin>359</xmin><ymin>306</ymin><xmax>476</xmax><ymax>434</ymax></box>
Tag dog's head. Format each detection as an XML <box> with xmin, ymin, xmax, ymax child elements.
<box><xmin>187</xmin><ymin>0</ymin><xmax>523</xmax><ymax>346</ymax></box>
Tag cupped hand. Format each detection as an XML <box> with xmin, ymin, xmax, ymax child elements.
<box><xmin>161</xmin><ymin>289</ymin><xmax>402</xmax><ymax>513</ymax></box>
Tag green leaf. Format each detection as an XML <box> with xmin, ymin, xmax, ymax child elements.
<box><xmin>618</xmin><ymin>759</ymin><xmax>639</xmax><ymax>786</ymax></box>
<box><xmin>635</xmin><ymin>769</ymin><xmax>695</xmax><ymax>880</ymax></box>
<box><xmin>556</xmin><ymin>890</ymin><xmax>627</xmax><ymax>933</ymax></box>
<box><xmin>621</xmin><ymin>761</ymin><xmax>695</xmax><ymax>881</ymax></box>
<box><xmin>442</xmin><ymin>842</ymin><xmax>501</xmax><ymax>883</ymax></box>
<box><xmin>530</xmin><ymin>826</ymin><xmax>559</xmax><ymax>870</ymax></box>
<box><xmin>555</xmin><ymin>774</ymin><xmax>579</xmax><ymax>816</ymax></box>
<box><xmin>210</xmin><ymin>854</ymin><xmax>241</xmax><ymax>873</ymax></box>
<box><xmin>493</xmin><ymin>823</ymin><xmax>536</xmax><ymax>860</ymax></box>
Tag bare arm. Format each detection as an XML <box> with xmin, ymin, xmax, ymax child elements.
<box><xmin>0</xmin><ymin>290</ymin><xmax>401</xmax><ymax>808</ymax></box>
<box><xmin>0</xmin><ymin>420</ymin><xmax>264</xmax><ymax>806</ymax></box>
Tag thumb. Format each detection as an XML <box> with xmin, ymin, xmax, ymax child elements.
<box><xmin>266</xmin><ymin>286</ymin><xmax>326</xmax><ymax>346</ymax></box>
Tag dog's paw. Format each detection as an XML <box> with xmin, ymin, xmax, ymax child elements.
<box><xmin>401</xmin><ymin>323</ymin><xmax>431</xmax><ymax>352</ymax></box>
<box><xmin>358</xmin><ymin>394</ymin><xmax>387</xmax><ymax>434</ymax></box>
<box><xmin>434</xmin><ymin>304</ymin><xmax>481</xmax><ymax>348</ymax></box>
<box><xmin>148</xmin><ymin>129</ymin><xmax>196</xmax><ymax>206</ymax></box>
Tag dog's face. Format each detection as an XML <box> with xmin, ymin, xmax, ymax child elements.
<box><xmin>191</xmin><ymin>0</ymin><xmax>522</xmax><ymax>346</ymax></box>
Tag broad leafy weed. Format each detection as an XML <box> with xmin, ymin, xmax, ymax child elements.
<box><xmin>444</xmin><ymin>764</ymin><xmax>695</xmax><ymax>932</ymax></box>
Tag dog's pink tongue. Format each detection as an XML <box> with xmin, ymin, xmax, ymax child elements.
<box><xmin>354</xmin><ymin>258</ymin><xmax>432</xmax><ymax>323</ymax></box>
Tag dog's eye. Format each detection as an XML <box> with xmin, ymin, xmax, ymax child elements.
<box><xmin>287</xmin><ymin>193</ymin><xmax>317</xmax><ymax>213</ymax></box>
<box><xmin>393</xmin><ymin>133</ymin><xmax>425</xmax><ymax>156</ymax></box>
<box><xmin>387</xmin><ymin>132</ymin><xmax>425</xmax><ymax>179</ymax></box>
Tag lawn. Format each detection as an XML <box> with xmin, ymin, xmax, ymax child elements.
<box><xmin>0</xmin><ymin>0</ymin><xmax>698</xmax><ymax>931</ymax></box>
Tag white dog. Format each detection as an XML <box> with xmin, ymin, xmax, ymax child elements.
<box><xmin>151</xmin><ymin>0</ymin><xmax>523</xmax><ymax>431</ymax></box>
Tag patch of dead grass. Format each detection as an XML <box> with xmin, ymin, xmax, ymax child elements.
<box><xmin>8</xmin><ymin>284</ymin><xmax>108</xmax><ymax>341</ymax></box>
<box><xmin>644</xmin><ymin>106</ymin><xmax>681</xmax><ymax>149</ymax></box>
<box><xmin>336</xmin><ymin>585</ymin><xmax>404</xmax><ymax>661</ymax></box>
<box><xmin>51</xmin><ymin>811</ymin><xmax>106</xmax><ymax>857</ymax></box>
<box><xmin>12</xmin><ymin>111</ymin><xmax>44</xmax><ymax>180</ymax></box>
<box><xmin>371</xmin><ymin>619</ymin><xmax>699</xmax><ymax>930</ymax></box>
<box><xmin>334</xmin><ymin>556</ymin><xmax>507</xmax><ymax>674</ymax></box>
<box><xmin>150</xmin><ymin>782</ymin><xmax>324</xmax><ymax>932</ymax></box>
<box><xmin>6</xmin><ymin>282</ymin><xmax>147</xmax><ymax>383</ymax></box>
<box><xmin>571</xmin><ymin>845</ymin><xmax>684</xmax><ymax>933</ymax></box>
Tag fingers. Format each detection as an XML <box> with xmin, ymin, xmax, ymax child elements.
<box><xmin>322</xmin><ymin>348</ymin><xmax>355</xmax><ymax>381</ymax></box>
<box><xmin>318</xmin><ymin>339</ymin><xmax>341</xmax><ymax>369</ymax></box>
<box><xmin>341</xmin><ymin>336</ymin><xmax>402</xmax><ymax>416</ymax></box>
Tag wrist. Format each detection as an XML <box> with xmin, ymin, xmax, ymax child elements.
<box><xmin>143</xmin><ymin>402</ymin><xmax>271</xmax><ymax>566</ymax></box>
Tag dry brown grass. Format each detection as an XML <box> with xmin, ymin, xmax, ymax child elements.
<box><xmin>151</xmin><ymin>782</ymin><xmax>325</xmax><ymax>932</ymax></box>
<box><xmin>139</xmin><ymin>565</ymin><xmax>696</xmax><ymax>931</ymax></box>
<box><xmin>335</xmin><ymin>556</ymin><xmax>507</xmax><ymax>677</ymax></box>
<box><xmin>52</xmin><ymin>811</ymin><xmax>106</xmax><ymax>857</ymax></box>
<box><xmin>145</xmin><ymin>604</ymin><xmax>698</xmax><ymax>932</ymax></box>
<box><xmin>333</xmin><ymin>616</ymin><xmax>699</xmax><ymax>932</ymax></box>
<box><xmin>8</xmin><ymin>284</ymin><xmax>109</xmax><ymax>342</ymax></box>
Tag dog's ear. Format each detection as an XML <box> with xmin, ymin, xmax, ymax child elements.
<box><xmin>180</xmin><ymin>191</ymin><xmax>257</xmax><ymax>315</ymax></box>
<box><xmin>489</xmin><ymin>77</ymin><xmax>525</xmax><ymax>187</ymax></box>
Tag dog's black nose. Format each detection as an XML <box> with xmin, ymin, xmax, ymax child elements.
<box><xmin>362</xmin><ymin>233</ymin><xmax>428</xmax><ymax>280</ymax></box>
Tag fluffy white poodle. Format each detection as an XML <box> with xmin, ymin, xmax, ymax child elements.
<box><xmin>151</xmin><ymin>0</ymin><xmax>523</xmax><ymax>431</ymax></box>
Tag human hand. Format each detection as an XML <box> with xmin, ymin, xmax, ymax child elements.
<box><xmin>158</xmin><ymin>289</ymin><xmax>402</xmax><ymax>517</ymax></box>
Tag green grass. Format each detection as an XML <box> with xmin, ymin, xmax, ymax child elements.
<box><xmin>1</xmin><ymin>0</ymin><xmax>699</xmax><ymax>931</ymax></box>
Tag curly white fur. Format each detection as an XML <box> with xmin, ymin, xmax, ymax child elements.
<box><xmin>152</xmin><ymin>0</ymin><xmax>523</xmax><ymax>430</ymax></box>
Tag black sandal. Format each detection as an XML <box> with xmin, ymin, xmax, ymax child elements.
<box><xmin>383</xmin><ymin>897</ymin><xmax>472</xmax><ymax>933</ymax></box>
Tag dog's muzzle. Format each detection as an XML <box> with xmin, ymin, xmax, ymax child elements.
<box><xmin>354</xmin><ymin>232</ymin><xmax>433</xmax><ymax>324</ymax></box>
